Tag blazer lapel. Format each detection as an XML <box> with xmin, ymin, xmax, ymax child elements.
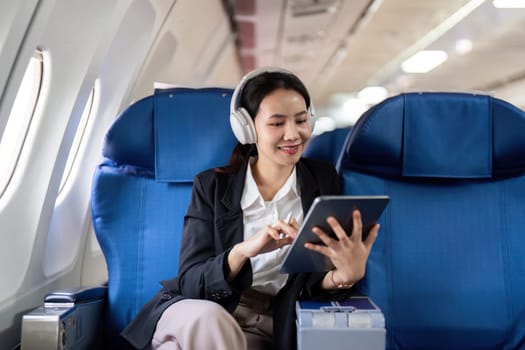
<box><xmin>216</xmin><ymin>163</ymin><xmax>248</xmax><ymax>249</ymax></box>
<box><xmin>296</xmin><ymin>160</ymin><xmax>321</xmax><ymax>213</ymax></box>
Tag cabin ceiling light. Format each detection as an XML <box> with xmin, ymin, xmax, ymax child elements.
<box><xmin>357</xmin><ymin>86</ymin><xmax>388</xmax><ymax>105</ymax></box>
<box><xmin>313</xmin><ymin>116</ymin><xmax>336</xmax><ymax>135</ymax></box>
<box><xmin>401</xmin><ymin>50</ymin><xmax>448</xmax><ymax>73</ymax></box>
<box><xmin>455</xmin><ymin>39</ymin><xmax>473</xmax><ymax>55</ymax></box>
<box><xmin>342</xmin><ymin>97</ymin><xmax>368</xmax><ymax>125</ymax></box>
<box><xmin>492</xmin><ymin>0</ymin><xmax>525</xmax><ymax>8</ymax></box>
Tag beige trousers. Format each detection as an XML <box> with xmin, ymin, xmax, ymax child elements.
<box><xmin>150</xmin><ymin>290</ymin><xmax>274</xmax><ymax>350</ymax></box>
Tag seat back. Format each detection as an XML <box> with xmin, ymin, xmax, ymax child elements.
<box><xmin>90</xmin><ymin>88</ymin><xmax>237</xmax><ymax>346</ymax></box>
<box><xmin>337</xmin><ymin>92</ymin><xmax>525</xmax><ymax>349</ymax></box>
<box><xmin>303</xmin><ymin>127</ymin><xmax>350</xmax><ymax>165</ymax></box>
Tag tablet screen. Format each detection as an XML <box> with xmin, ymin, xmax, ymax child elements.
<box><xmin>280</xmin><ymin>195</ymin><xmax>389</xmax><ymax>273</ymax></box>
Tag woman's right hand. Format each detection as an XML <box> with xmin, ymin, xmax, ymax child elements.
<box><xmin>239</xmin><ymin>218</ymin><xmax>299</xmax><ymax>257</ymax></box>
<box><xmin>227</xmin><ymin>218</ymin><xmax>298</xmax><ymax>281</ymax></box>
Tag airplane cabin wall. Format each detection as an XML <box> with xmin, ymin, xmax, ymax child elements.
<box><xmin>0</xmin><ymin>0</ymin><xmax>148</xmax><ymax>347</ymax></box>
<box><xmin>0</xmin><ymin>0</ymin><xmax>241</xmax><ymax>348</ymax></box>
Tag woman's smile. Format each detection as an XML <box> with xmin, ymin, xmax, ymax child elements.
<box><xmin>278</xmin><ymin>144</ymin><xmax>301</xmax><ymax>155</ymax></box>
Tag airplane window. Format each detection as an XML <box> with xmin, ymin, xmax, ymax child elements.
<box><xmin>58</xmin><ymin>82</ymin><xmax>98</xmax><ymax>193</ymax></box>
<box><xmin>0</xmin><ymin>50</ymin><xmax>44</xmax><ymax>198</ymax></box>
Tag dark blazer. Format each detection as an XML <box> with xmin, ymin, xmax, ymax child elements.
<box><xmin>121</xmin><ymin>157</ymin><xmax>342</xmax><ymax>349</ymax></box>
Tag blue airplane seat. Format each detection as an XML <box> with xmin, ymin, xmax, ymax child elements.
<box><xmin>337</xmin><ymin>92</ymin><xmax>525</xmax><ymax>349</ymax></box>
<box><xmin>90</xmin><ymin>87</ymin><xmax>237</xmax><ymax>348</ymax></box>
<box><xmin>303</xmin><ymin>127</ymin><xmax>350</xmax><ymax>165</ymax></box>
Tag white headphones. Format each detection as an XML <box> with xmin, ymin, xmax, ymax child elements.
<box><xmin>229</xmin><ymin>67</ymin><xmax>315</xmax><ymax>144</ymax></box>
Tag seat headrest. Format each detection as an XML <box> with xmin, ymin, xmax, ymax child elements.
<box><xmin>103</xmin><ymin>87</ymin><xmax>237</xmax><ymax>182</ymax></box>
<box><xmin>338</xmin><ymin>92</ymin><xmax>525</xmax><ymax>179</ymax></box>
<box><xmin>304</xmin><ymin>127</ymin><xmax>350</xmax><ymax>165</ymax></box>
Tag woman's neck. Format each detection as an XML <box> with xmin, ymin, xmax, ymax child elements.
<box><xmin>251</xmin><ymin>159</ymin><xmax>294</xmax><ymax>201</ymax></box>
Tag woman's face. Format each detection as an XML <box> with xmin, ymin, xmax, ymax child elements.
<box><xmin>253</xmin><ymin>88</ymin><xmax>312</xmax><ymax>170</ymax></box>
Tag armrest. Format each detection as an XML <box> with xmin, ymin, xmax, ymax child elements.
<box><xmin>21</xmin><ymin>286</ymin><xmax>107</xmax><ymax>350</ymax></box>
<box><xmin>44</xmin><ymin>286</ymin><xmax>107</xmax><ymax>306</ymax></box>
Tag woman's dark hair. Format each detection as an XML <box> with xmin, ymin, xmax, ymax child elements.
<box><xmin>216</xmin><ymin>70</ymin><xmax>311</xmax><ymax>173</ymax></box>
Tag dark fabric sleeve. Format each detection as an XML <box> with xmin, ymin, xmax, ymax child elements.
<box><xmin>168</xmin><ymin>173</ymin><xmax>251</xmax><ymax>312</ymax></box>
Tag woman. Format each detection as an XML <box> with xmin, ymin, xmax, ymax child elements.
<box><xmin>121</xmin><ymin>68</ymin><xmax>379</xmax><ymax>350</ymax></box>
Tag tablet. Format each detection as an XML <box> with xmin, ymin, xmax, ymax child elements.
<box><xmin>280</xmin><ymin>195</ymin><xmax>390</xmax><ymax>273</ymax></box>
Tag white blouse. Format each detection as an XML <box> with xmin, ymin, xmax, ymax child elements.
<box><xmin>240</xmin><ymin>162</ymin><xmax>304</xmax><ymax>296</ymax></box>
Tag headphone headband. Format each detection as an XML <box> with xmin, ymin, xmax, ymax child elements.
<box><xmin>229</xmin><ymin>67</ymin><xmax>315</xmax><ymax>144</ymax></box>
<box><xmin>230</xmin><ymin>67</ymin><xmax>301</xmax><ymax>117</ymax></box>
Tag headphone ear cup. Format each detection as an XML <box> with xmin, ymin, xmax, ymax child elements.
<box><xmin>230</xmin><ymin>107</ymin><xmax>257</xmax><ymax>144</ymax></box>
<box><xmin>308</xmin><ymin>105</ymin><xmax>316</xmax><ymax>133</ymax></box>
<box><xmin>309</xmin><ymin>114</ymin><xmax>316</xmax><ymax>133</ymax></box>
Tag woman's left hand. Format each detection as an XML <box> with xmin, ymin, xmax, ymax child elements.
<box><xmin>304</xmin><ymin>209</ymin><xmax>380</xmax><ymax>289</ymax></box>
